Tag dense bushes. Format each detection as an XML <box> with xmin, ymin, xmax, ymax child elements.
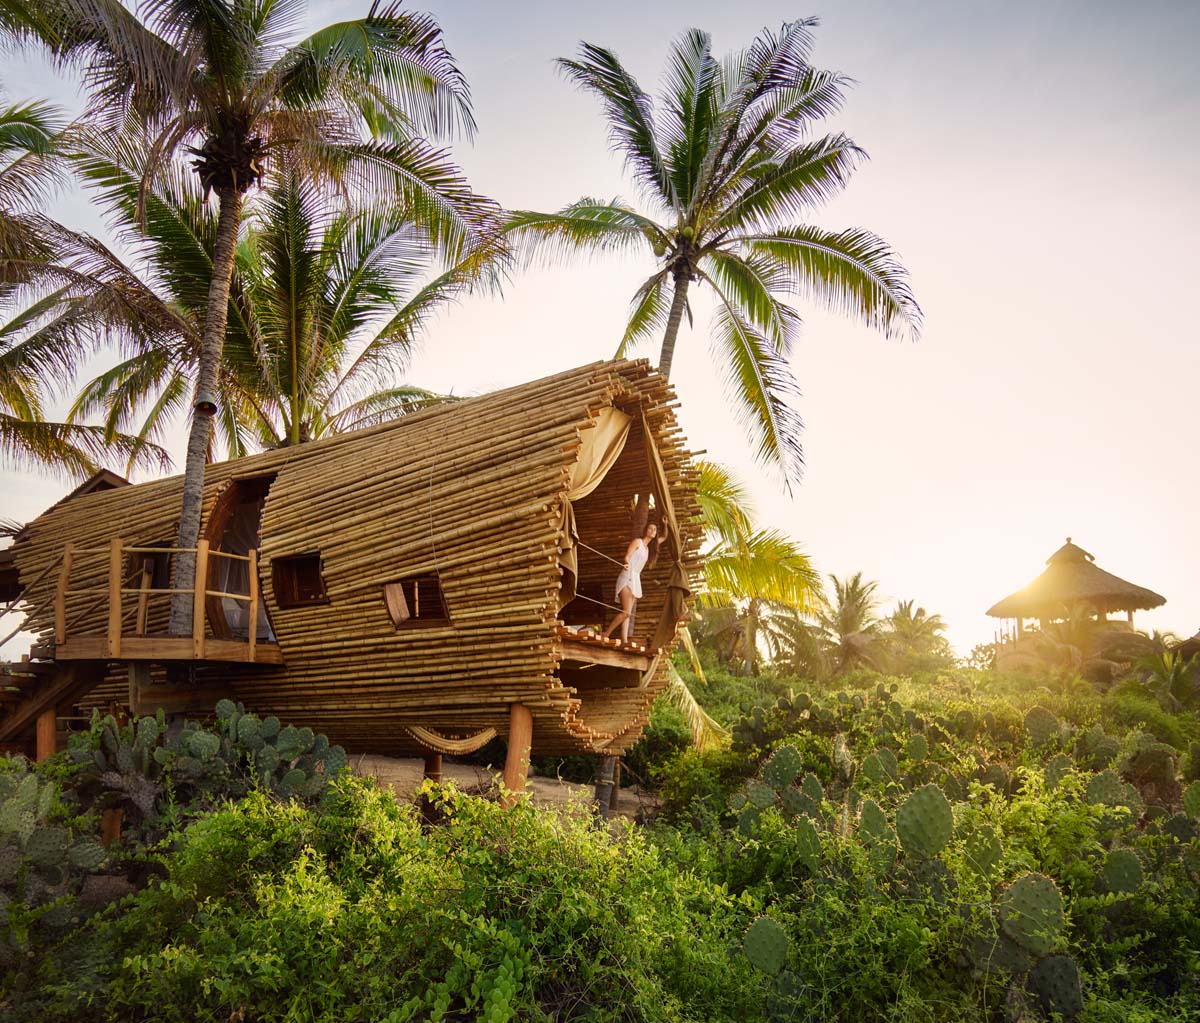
<box><xmin>4</xmin><ymin>667</ymin><xmax>1200</xmax><ymax>1022</ymax></box>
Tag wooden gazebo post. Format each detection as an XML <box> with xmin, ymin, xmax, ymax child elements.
<box><xmin>502</xmin><ymin>703</ymin><xmax>533</xmax><ymax>807</ymax></box>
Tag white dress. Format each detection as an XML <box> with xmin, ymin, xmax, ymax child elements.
<box><xmin>615</xmin><ymin>539</ymin><xmax>650</xmax><ymax>599</ymax></box>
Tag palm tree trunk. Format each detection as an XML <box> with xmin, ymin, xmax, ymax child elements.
<box><xmin>745</xmin><ymin>598</ymin><xmax>759</xmax><ymax>676</ymax></box>
<box><xmin>168</xmin><ymin>186</ymin><xmax>244</xmax><ymax>634</ymax></box>
<box><xmin>657</xmin><ymin>266</ymin><xmax>691</xmax><ymax>381</ymax></box>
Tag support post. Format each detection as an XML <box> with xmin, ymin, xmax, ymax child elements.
<box><xmin>594</xmin><ymin>754</ymin><xmax>617</xmax><ymax>818</ymax></box>
<box><xmin>54</xmin><ymin>542</ymin><xmax>73</xmax><ymax>644</ymax></box>
<box><xmin>192</xmin><ymin>539</ymin><xmax>209</xmax><ymax>658</ymax></box>
<box><xmin>501</xmin><ymin>703</ymin><xmax>533</xmax><ymax>807</ymax></box>
<box><xmin>35</xmin><ymin>706</ymin><xmax>56</xmax><ymax>761</ymax></box>
<box><xmin>423</xmin><ymin>752</ymin><xmax>443</xmax><ymax>783</ymax></box>
<box><xmin>106</xmin><ymin>537</ymin><xmax>123</xmax><ymax>658</ymax></box>
<box><xmin>128</xmin><ymin>662</ymin><xmax>151</xmax><ymax>716</ymax></box>
<box><xmin>247</xmin><ymin>548</ymin><xmax>259</xmax><ymax>661</ymax></box>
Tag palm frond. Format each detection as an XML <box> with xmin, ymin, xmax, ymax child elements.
<box><xmin>505</xmin><ymin>198</ymin><xmax>658</xmax><ymax>267</ymax></box>
<box><xmin>659</xmin><ymin>28</ymin><xmax>719</xmax><ymax>208</ymax></box>
<box><xmin>616</xmin><ymin>269</ymin><xmax>669</xmax><ymax>358</ymax></box>
<box><xmin>693</xmin><ymin>459</ymin><xmax>753</xmax><ymax>547</ymax></box>
<box><xmin>739</xmin><ymin>225</ymin><xmax>922</xmax><ymax>342</ymax></box>
<box><xmin>663</xmin><ymin>659</ymin><xmax>728</xmax><ymax>750</ymax></box>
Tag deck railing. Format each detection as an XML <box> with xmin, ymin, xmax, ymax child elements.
<box><xmin>53</xmin><ymin>539</ymin><xmax>262</xmax><ymax>660</ymax></box>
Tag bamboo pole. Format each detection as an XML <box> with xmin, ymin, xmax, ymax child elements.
<box><xmin>54</xmin><ymin>542</ymin><xmax>73</xmax><ymax>644</ymax></box>
<box><xmin>135</xmin><ymin>560</ymin><xmax>153</xmax><ymax>636</ymax></box>
<box><xmin>106</xmin><ymin>538</ymin><xmax>122</xmax><ymax>658</ymax></box>
<box><xmin>35</xmin><ymin>706</ymin><xmax>56</xmax><ymax>761</ymax></box>
<box><xmin>192</xmin><ymin>539</ymin><xmax>209</xmax><ymax>658</ymax></box>
<box><xmin>247</xmin><ymin>549</ymin><xmax>259</xmax><ymax>662</ymax></box>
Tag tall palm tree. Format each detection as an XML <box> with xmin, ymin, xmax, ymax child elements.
<box><xmin>884</xmin><ymin>599</ymin><xmax>952</xmax><ymax>670</ymax></box>
<box><xmin>4</xmin><ymin>0</ymin><xmax>487</xmax><ymax>631</ymax></box>
<box><xmin>816</xmin><ymin>571</ymin><xmax>884</xmax><ymax>675</ymax></box>
<box><xmin>60</xmin><ymin>151</ymin><xmax>499</xmax><ymax>457</ymax></box>
<box><xmin>508</xmin><ymin>21</ymin><xmax>921</xmax><ymax>484</ymax></box>
<box><xmin>0</xmin><ymin>97</ymin><xmax>168</xmax><ymax>476</ymax></box>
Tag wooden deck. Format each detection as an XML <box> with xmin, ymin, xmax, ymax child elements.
<box><xmin>53</xmin><ymin>634</ymin><xmax>283</xmax><ymax>664</ymax></box>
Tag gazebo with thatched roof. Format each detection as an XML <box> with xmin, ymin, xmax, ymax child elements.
<box><xmin>987</xmin><ymin>538</ymin><xmax>1166</xmax><ymax>637</ymax></box>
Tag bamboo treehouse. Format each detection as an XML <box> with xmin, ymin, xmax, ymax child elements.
<box><xmin>0</xmin><ymin>360</ymin><xmax>703</xmax><ymax>794</ymax></box>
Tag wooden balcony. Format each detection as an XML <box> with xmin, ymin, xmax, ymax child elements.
<box><xmin>51</xmin><ymin>538</ymin><xmax>282</xmax><ymax>665</ymax></box>
<box><xmin>554</xmin><ymin>626</ymin><xmax>657</xmax><ymax>689</ymax></box>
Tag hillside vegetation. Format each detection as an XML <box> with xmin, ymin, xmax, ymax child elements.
<box><xmin>2</xmin><ymin>668</ymin><xmax>1199</xmax><ymax>1022</ymax></box>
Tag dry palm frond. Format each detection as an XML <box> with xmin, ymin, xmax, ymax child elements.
<box><xmin>664</xmin><ymin>659</ymin><xmax>729</xmax><ymax>751</ymax></box>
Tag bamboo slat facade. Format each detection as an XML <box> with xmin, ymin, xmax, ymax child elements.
<box><xmin>10</xmin><ymin>360</ymin><xmax>702</xmax><ymax>756</ymax></box>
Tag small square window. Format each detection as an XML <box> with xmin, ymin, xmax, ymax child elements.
<box><xmin>272</xmin><ymin>553</ymin><xmax>328</xmax><ymax>608</ymax></box>
<box><xmin>383</xmin><ymin>575</ymin><xmax>449</xmax><ymax>628</ymax></box>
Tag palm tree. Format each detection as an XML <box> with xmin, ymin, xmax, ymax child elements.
<box><xmin>0</xmin><ymin>96</ymin><xmax>169</xmax><ymax>476</ymax></box>
<box><xmin>508</xmin><ymin>21</ymin><xmax>921</xmax><ymax>484</ymax></box>
<box><xmin>61</xmin><ymin>150</ymin><xmax>498</xmax><ymax>458</ymax></box>
<box><xmin>884</xmin><ymin>599</ymin><xmax>952</xmax><ymax>671</ymax></box>
<box><xmin>4</xmin><ymin>0</ymin><xmax>487</xmax><ymax>631</ymax></box>
<box><xmin>694</xmin><ymin>460</ymin><xmax>820</xmax><ymax>674</ymax></box>
<box><xmin>816</xmin><ymin>571</ymin><xmax>884</xmax><ymax>675</ymax></box>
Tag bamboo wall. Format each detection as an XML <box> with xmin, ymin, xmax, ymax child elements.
<box><xmin>12</xmin><ymin>360</ymin><xmax>702</xmax><ymax>756</ymax></box>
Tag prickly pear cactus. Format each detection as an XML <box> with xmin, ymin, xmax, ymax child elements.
<box><xmin>800</xmin><ymin>773</ymin><xmax>825</xmax><ymax>804</ymax></box>
<box><xmin>780</xmin><ymin>788</ymin><xmax>820</xmax><ymax>821</ymax></box>
<box><xmin>763</xmin><ymin>745</ymin><xmax>803</xmax><ymax>791</ymax></box>
<box><xmin>1184</xmin><ymin>781</ymin><xmax>1200</xmax><ymax>819</ymax></box>
<box><xmin>746</xmin><ymin>780</ymin><xmax>778</xmax><ymax>810</ymax></box>
<box><xmin>794</xmin><ymin>815</ymin><xmax>822</xmax><ymax>873</ymax></box>
<box><xmin>896</xmin><ymin>784</ymin><xmax>953</xmax><ymax>859</ymax></box>
<box><xmin>858</xmin><ymin>799</ymin><xmax>897</xmax><ymax>870</ymax></box>
<box><xmin>1044</xmin><ymin>753</ymin><xmax>1073</xmax><ymax>791</ymax></box>
<box><xmin>980</xmin><ymin>763</ymin><xmax>1009</xmax><ymax>794</ymax></box>
<box><xmin>861</xmin><ymin>753</ymin><xmax>884</xmax><ymax>785</ymax></box>
<box><xmin>1086</xmin><ymin>769</ymin><xmax>1124</xmax><ymax>807</ymax></box>
<box><xmin>963</xmin><ymin>824</ymin><xmax>1003</xmax><ymax>877</ymax></box>
<box><xmin>999</xmin><ymin>873</ymin><xmax>1065</xmax><ymax>956</ymax></box>
<box><xmin>1103</xmin><ymin>848</ymin><xmax>1143</xmax><ymax>893</ymax></box>
<box><xmin>743</xmin><ymin>916</ymin><xmax>788</xmax><ymax>975</ymax></box>
<box><xmin>1024</xmin><ymin>706</ymin><xmax>1060</xmax><ymax>747</ymax></box>
<box><xmin>1027</xmin><ymin>954</ymin><xmax>1084</xmax><ymax>1018</ymax></box>
<box><xmin>904</xmin><ymin>734</ymin><xmax>929</xmax><ymax>762</ymax></box>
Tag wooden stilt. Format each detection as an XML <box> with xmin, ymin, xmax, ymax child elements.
<box><xmin>501</xmin><ymin>703</ymin><xmax>533</xmax><ymax>806</ymax></box>
<box><xmin>35</xmin><ymin>706</ymin><xmax>57</xmax><ymax>761</ymax></box>
<box><xmin>423</xmin><ymin>752</ymin><xmax>442</xmax><ymax>783</ymax></box>
<box><xmin>594</xmin><ymin>754</ymin><xmax>617</xmax><ymax>818</ymax></box>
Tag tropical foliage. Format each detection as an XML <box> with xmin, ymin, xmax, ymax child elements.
<box><xmin>508</xmin><ymin>20</ymin><xmax>921</xmax><ymax>484</ymax></box>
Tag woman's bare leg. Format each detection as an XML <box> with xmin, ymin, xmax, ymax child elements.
<box><xmin>602</xmin><ymin>586</ymin><xmax>636</xmax><ymax>640</ymax></box>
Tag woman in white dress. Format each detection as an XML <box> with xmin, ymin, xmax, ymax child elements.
<box><xmin>601</xmin><ymin>521</ymin><xmax>663</xmax><ymax>643</ymax></box>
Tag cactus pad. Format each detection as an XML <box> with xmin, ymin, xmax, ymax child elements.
<box><xmin>955</xmin><ymin>709</ymin><xmax>976</xmax><ymax>738</ymax></box>
<box><xmin>1086</xmin><ymin>769</ymin><xmax>1123</xmax><ymax>807</ymax></box>
<box><xmin>904</xmin><ymin>735</ymin><xmax>929</xmax><ymax>762</ymax></box>
<box><xmin>861</xmin><ymin>754</ymin><xmax>883</xmax><ymax>785</ymax></box>
<box><xmin>876</xmin><ymin>747</ymin><xmax>899</xmax><ymax>782</ymax></box>
<box><xmin>999</xmin><ymin>873</ymin><xmax>1065</xmax><ymax>956</ymax></box>
<box><xmin>746</xmin><ymin>780</ymin><xmax>778</xmax><ymax>809</ymax></box>
<box><xmin>896</xmin><ymin>784</ymin><xmax>953</xmax><ymax>859</ymax></box>
<box><xmin>794</xmin><ymin>815</ymin><xmax>821</xmax><ymax>873</ymax></box>
<box><xmin>800</xmin><ymin>773</ymin><xmax>825</xmax><ymax>803</ymax></box>
<box><xmin>1044</xmin><ymin>754</ymin><xmax>1073</xmax><ymax>791</ymax></box>
<box><xmin>963</xmin><ymin>824</ymin><xmax>1003</xmax><ymax>876</ymax></box>
<box><xmin>1028</xmin><ymin>954</ymin><xmax>1083</xmax><ymax>1018</ymax></box>
<box><xmin>743</xmin><ymin>916</ymin><xmax>788</xmax><ymax>975</ymax></box>
<box><xmin>1024</xmin><ymin>706</ymin><xmax>1060</xmax><ymax>747</ymax></box>
<box><xmin>763</xmin><ymin>745</ymin><xmax>803</xmax><ymax>790</ymax></box>
<box><xmin>980</xmin><ymin>764</ymin><xmax>1009</xmax><ymax>793</ymax></box>
<box><xmin>215</xmin><ymin>699</ymin><xmax>237</xmax><ymax>720</ymax></box>
<box><xmin>186</xmin><ymin>731</ymin><xmax>220</xmax><ymax>761</ymax></box>
<box><xmin>1183</xmin><ymin>781</ymin><xmax>1200</xmax><ymax>819</ymax></box>
<box><xmin>781</xmin><ymin>788</ymin><xmax>820</xmax><ymax>820</ymax></box>
<box><xmin>1103</xmin><ymin>849</ymin><xmax>1143</xmax><ymax>893</ymax></box>
<box><xmin>26</xmin><ymin>826</ymin><xmax>69</xmax><ymax>869</ymax></box>
<box><xmin>68</xmin><ymin>839</ymin><xmax>107</xmax><ymax>871</ymax></box>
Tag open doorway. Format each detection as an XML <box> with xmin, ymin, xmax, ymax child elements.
<box><xmin>204</xmin><ymin>474</ymin><xmax>276</xmax><ymax>641</ymax></box>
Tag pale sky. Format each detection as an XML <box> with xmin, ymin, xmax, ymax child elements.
<box><xmin>1</xmin><ymin>1</ymin><xmax>1198</xmax><ymax>654</ymax></box>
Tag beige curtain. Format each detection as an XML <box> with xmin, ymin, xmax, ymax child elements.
<box><xmin>642</xmin><ymin>411</ymin><xmax>691</xmax><ymax>654</ymax></box>
<box><xmin>558</xmin><ymin>407</ymin><xmax>632</xmax><ymax>607</ymax></box>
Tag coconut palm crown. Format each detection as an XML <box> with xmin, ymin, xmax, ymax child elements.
<box><xmin>508</xmin><ymin>20</ymin><xmax>921</xmax><ymax>485</ymax></box>
<box><xmin>2</xmin><ymin>0</ymin><xmax>487</xmax><ymax>630</ymax></box>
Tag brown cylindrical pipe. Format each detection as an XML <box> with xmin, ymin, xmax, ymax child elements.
<box><xmin>423</xmin><ymin>752</ymin><xmax>442</xmax><ymax>783</ymax></box>
<box><xmin>501</xmin><ymin>703</ymin><xmax>533</xmax><ymax>806</ymax></box>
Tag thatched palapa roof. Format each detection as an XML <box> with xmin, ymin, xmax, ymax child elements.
<box><xmin>986</xmin><ymin>539</ymin><xmax>1166</xmax><ymax>619</ymax></box>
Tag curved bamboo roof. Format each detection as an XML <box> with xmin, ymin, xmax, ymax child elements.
<box><xmin>986</xmin><ymin>539</ymin><xmax>1166</xmax><ymax>619</ymax></box>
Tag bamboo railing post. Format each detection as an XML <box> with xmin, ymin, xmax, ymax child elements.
<box><xmin>501</xmin><ymin>703</ymin><xmax>533</xmax><ymax>807</ymax></box>
<box><xmin>247</xmin><ymin>549</ymin><xmax>259</xmax><ymax>661</ymax></box>
<box><xmin>135</xmin><ymin>560</ymin><xmax>153</xmax><ymax>636</ymax></box>
<box><xmin>54</xmin><ymin>543</ymin><xmax>73</xmax><ymax>644</ymax></box>
<box><xmin>106</xmin><ymin>538</ymin><xmax>123</xmax><ymax>658</ymax></box>
<box><xmin>193</xmin><ymin>539</ymin><xmax>209</xmax><ymax>658</ymax></box>
<box><xmin>423</xmin><ymin>752</ymin><xmax>442</xmax><ymax>782</ymax></box>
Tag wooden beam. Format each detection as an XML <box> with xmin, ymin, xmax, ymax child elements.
<box><xmin>0</xmin><ymin>663</ymin><xmax>103</xmax><ymax>743</ymax></box>
<box><xmin>35</xmin><ymin>707</ymin><xmax>56</xmax><ymax>761</ymax></box>
<box><xmin>193</xmin><ymin>539</ymin><xmax>209</xmax><ymax>658</ymax></box>
<box><xmin>106</xmin><ymin>537</ymin><xmax>122</xmax><ymax>657</ymax></box>
<box><xmin>247</xmin><ymin>548</ymin><xmax>259</xmax><ymax>662</ymax></box>
<box><xmin>501</xmin><ymin>703</ymin><xmax>533</xmax><ymax>806</ymax></box>
<box><xmin>135</xmin><ymin>559</ymin><xmax>153</xmax><ymax>635</ymax></box>
<box><xmin>558</xmin><ymin>638</ymin><xmax>653</xmax><ymax>671</ymax></box>
<box><xmin>54</xmin><ymin>635</ymin><xmax>284</xmax><ymax>664</ymax></box>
